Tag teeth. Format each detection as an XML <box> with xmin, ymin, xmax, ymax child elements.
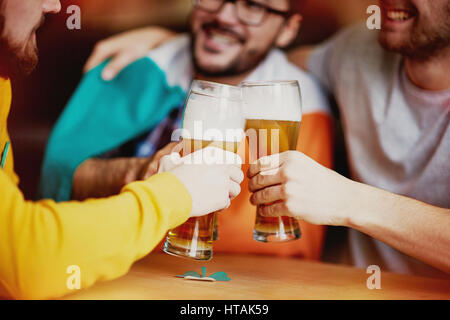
<box><xmin>209</xmin><ymin>31</ymin><xmax>237</xmax><ymax>45</ymax></box>
<box><xmin>387</xmin><ymin>10</ymin><xmax>412</xmax><ymax>21</ymax></box>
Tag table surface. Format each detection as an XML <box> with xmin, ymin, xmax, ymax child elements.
<box><xmin>65</xmin><ymin>253</ymin><xmax>450</xmax><ymax>300</ymax></box>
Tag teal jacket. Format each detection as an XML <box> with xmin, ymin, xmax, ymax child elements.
<box><xmin>40</xmin><ymin>57</ymin><xmax>186</xmax><ymax>201</ymax></box>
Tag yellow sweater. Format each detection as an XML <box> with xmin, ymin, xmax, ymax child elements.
<box><xmin>0</xmin><ymin>78</ymin><xmax>192</xmax><ymax>299</ymax></box>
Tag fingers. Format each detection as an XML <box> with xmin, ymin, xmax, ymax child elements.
<box><xmin>100</xmin><ymin>51</ymin><xmax>140</xmax><ymax>81</ymax></box>
<box><xmin>250</xmin><ymin>185</ymin><xmax>286</xmax><ymax>205</ymax></box>
<box><xmin>248</xmin><ymin>169</ymin><xmax>285</xmax><ymax>192</ymax></box>
<box><xmin>83</xmin><ymin>39</ymin><xmax>119</xmax><ymax>74</ymax></box>
<box><xmin>223</xmin><ymin>197</ymin><xmax>231</xmax><ymax>210</ymax></box>
<box><xmin>83</xmin><ymin>26</ymin><xmax>177</xmax><ymax>77</ymax></box>
<box><xmin>247</xmin><ymin>153</ymin><xmax>286</xmax><ymax>178</ymax></box>
<box><xmin>140</xmin><ymin>142</ymin><xmax>182</xmax><ymax>179</ymax></box>
<box><xmin>228</xmin><ymin>165</ymin><xmax>244</xmax><ymax>184</ymax></box>
<box><xmin>157</xmin><ymin>153</ymin><xmax>182</xmax><ymax>174</ymax></box>
<box><xmin>156</xmin><ymin>142</ymin><xmax>181</xmax><ymax>161</ymax></box>
<box><xmin>258</xmin><ymin>202</ymin><xmax>291</xmax><ymax>218</ymax></box>
<box><xmin>141</xmin><ymin>160</ymin><xmax>159</xmax><ymax>180</ymax></box>
<box><xmin>170</xmin><ymin>142</ymin><xmax>183</xmax><ymax>155</ymax></box>
<box><xmin>229</xmin><ymin>181</ymin><xmax>241</xmax><ymax>199</ymax></box>
<box><xmin>84</xmin><ymin>45</ymin><xmax>147</xmax><ymax>80</ymax></box>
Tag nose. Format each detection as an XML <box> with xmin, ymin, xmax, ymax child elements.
<box><xmin>43</xmin><ymin>0</ymin><xmax>62</xmax><ymax>14</ymax></box>
<box><xmin>216</xmin><ymin>2</ymin><xmax>240</xmax><ymax>25</ymax></box>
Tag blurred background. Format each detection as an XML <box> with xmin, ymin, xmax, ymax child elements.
<box><xmin>9</xmin><ymin>0</ymin><xmax>376</xmax><ymax>199</ymax></box>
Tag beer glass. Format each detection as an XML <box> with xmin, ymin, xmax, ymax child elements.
<box><xmin>163</xmin><ymin>80</ymin><xmax>245</xmax><ymax>260</ymax></box>
<box><xmin>212</xmin><ymin>215</ymin><xmax>219</xmax><ymax>241</ymax></box>
<box><xmin>242</xmin><ymin>80</ymin><xmax>302</xmax><ymax>243</ymax></box>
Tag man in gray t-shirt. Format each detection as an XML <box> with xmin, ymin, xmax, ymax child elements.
<box><xmin>248</xmin><ymin>0</ymin><xmax>449</xmax><ymax>278</ymax></box>
<box><xmin>307</xmin><ymin>24</ymin><xmax>449</xmax><ymax>278</ymax></box>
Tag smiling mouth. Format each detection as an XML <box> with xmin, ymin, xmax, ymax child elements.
<box><xmin>203</xmin><ymin>24</ymin><xmax>245</xmax><ymax>45</ymax></box>
<box><xmin>208</xmin><ymin>30</ymin><xmax>239</xmax><ymax>45</ymax></box>
<box><xmin>383</xmin><ymin>2</ymin><xmax>419</xmax><ymax>23</ymax></box>
<box><xmin>386</xmin><ymin>9</ymin><xmax>415</xmax><ymax>21</ymax></box>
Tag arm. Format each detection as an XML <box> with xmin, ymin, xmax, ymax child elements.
<box><xmin>84</xmin><ymin>26</ymin><xmax>177</xmax><ymax>80</ymax></box>
<box><xmin>72</xmin><ymin>142</ymin><xmax>181</xmax><ymax>200</ymax></box>
<box><xmin>1</xmin><ymin>171</ymin><xmax>191</xmax><ymax>300</ymax></box>
<box><xmin>1</xmin><ymin>148</ymin><xmax>243</xmax><ymax>299</ymax></box>
<box><xmin>348</xmin><ymin>181</ymin><xmax>450</xmax><ymax>274</ymax></box>
<box><xmin>248</xmin><ymin>151</ymin><xmax>450</xmax><ymax>274</ymax></box>
<box><xmin>72</xmin><ymin>157</ymin><xmax>148</xmax><ymax>200</ymax></box>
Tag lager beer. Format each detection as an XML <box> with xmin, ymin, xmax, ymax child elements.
<box><xmin>242</xmin><ymin>81</ymin><xmax>302</xmax><ymax>243</ymax></box>
<box><xmin>164</xmin><ymin>139</ymin><xmax>240</xmax><ymax>259</ymax></box>
<box><xmin>245</xmin><ymin>119</ymin><xmax>301</xmax><ymax>241</ymax></box>
<box><xmin>245</xmin><ymin>119</ymin><xmax>300</xmax><ymax>157</ymax></box>
<box><xmin>163</xmin><ymin>80</ymin><xmax>244</xmax><ymax>260</ymax></box>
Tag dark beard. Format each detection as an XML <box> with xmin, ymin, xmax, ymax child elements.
<box><xmin>380</xmin><ymin>4</ymin><xmax>450</xmax><ymax>61</ymax></box>
<box><xmin>0</xmin><ymin>10</ymin><xmax>38</xmax><ymax>78</ymax></box>
<box><xmin>190</xmin><ymin>35</ymin><xmax>271</xmax><ymax>78</ymax></box>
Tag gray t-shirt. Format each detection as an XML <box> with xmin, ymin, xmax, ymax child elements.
<box><xmin>308</xmin><ymin>25</ymin><xmax>450</xmax><ymax>278</ymax></box>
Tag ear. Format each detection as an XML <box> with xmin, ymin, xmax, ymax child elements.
<box><xmin>275</xmin><ymin>14</ymin><xmax>302</xmax><ymax>48</ymax></box>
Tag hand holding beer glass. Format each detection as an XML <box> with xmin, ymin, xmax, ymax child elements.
<box><xmin>163</xmin><ymin>80</ymin><xmax>245</xmax><ymax>260</ymax></box>
<box><xmin>242</xmin><ymin>81</ymin><xmax>303</xmax><ymax>242</ymax></box>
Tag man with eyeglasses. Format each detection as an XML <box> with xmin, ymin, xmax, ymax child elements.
<box><xmin>42</xmin><ymin>0</ymin><xmax>333</xmax><ymax>259</ymax></box>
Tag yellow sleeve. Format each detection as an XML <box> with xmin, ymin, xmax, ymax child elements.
<box><xmin>0</xmin><ymin>171</ymin><xmax>191</xmax><ymax>300</ymax></box>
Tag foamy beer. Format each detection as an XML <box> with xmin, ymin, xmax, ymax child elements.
<box><xmin>163</xmin><ymin>80</ymin><xmax>244</xmax><ymax>260</ymax></box>
<box><xmin>242</xmin><ymin>81</ymin><xmax>302</xmax><ymax>242</ymax></box>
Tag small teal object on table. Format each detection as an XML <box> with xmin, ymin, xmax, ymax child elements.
<box><xmin>176</xmin><ymin>267</ymin><xmax>231</xmax><ymax>282</ymax></box>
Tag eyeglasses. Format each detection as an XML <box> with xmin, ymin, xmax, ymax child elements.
<box><xmin>193</xmin><ymin>0</ymin><xmax>290</xmax><ymax>26</ymax></box>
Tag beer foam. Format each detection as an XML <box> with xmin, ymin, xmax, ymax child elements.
<box><xmin>182</xmin><ymin>93</ymin><xmax>245</xmax><ymax>142</ymax></box>
<box><xmin>242</xmin><ymin>82</ymin><xmax>302</xmax><ymax>122</ymax></box>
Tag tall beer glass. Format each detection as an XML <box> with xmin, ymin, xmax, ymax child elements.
<box><xmin>242</xmin><ymin>81</ymin><xmax>302</xmax><ymax>243</ymax></box>
<box><xmin>163</xmin><ymin>80</ymin><xmax>245</xmax><ymax>260</ymax></box>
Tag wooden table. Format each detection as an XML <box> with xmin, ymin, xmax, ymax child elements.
<box><xmin>65</xmin><ymin>253</ymin><xmax>450</xmax><ymax>300</ymax></box>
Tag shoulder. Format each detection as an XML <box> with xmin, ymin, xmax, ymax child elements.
<box><xmin>319</xmin><ymin>24</ymin><xmax>398</xmax><ymax>72</ymax></box>
<box><xmin>326</xmin><ymin>24</ymin><xmax>380</xmax><ymax>54</ymax></box>
<box><xmin>308</xmin><ymin>24</ymin><xmax>401</xmax><ymax>94</ymax></box>
<box><xmin>147</xmin><ymin>34</ymin><xmax>191</xmax><ymax>67</ymax></box>
<box><xmin>146</xmin><ymin>34</ymin><xmax>193</xmax><ymax>91</ymax></box>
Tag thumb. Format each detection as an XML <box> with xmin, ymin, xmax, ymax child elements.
<box><xmin>158</xmin><ymin>153</ymin><xmax>182</xmax><ymax>173</ymax></box>
<box><xmin>101</xmin><ymin>51</ymin><xmax>138</xmax><ymax>81</ymax></box>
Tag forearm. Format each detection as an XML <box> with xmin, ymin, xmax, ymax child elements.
<box><xmin>72</xmin><ymin>159</ymin><xmax>109</xmax><ymax>200</ymax></box>
<box><xmin>72</xmin><ymin>158</ymin><xmax>147</xmax><ymax>200</ymax></box>
<box><xmin>346</xmin><ymin>181</ymin><xmax>450</xmax><ymax>274</ymax></box>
